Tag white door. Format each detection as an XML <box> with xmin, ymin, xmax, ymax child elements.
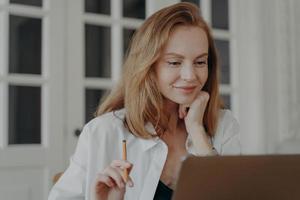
<box><xmin>0</xmin><ymin>0</ymin><xmax>65</xmax><ymax>199</ymax></box>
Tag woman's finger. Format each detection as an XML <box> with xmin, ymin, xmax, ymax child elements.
<box><xmin>126</xmin><ymin>175</ymin><xmax>134</xmax><ymax>187</ymax></box>
<box><xmin>178</xmin><ymin>105</ymin><xmax>182</xmax><ymax>119</ymax></box>
<box><xmin>114</xmin><ymin>166</ymin><xmax>134</xmax><ymax>187</ymax></box>
<box><xmin>96</xmin><ymin>173</ymin><xmax>115</xmax><ymax>187</ymax></box>
<box><xmin>180</xmin><ymin>104</ymin><xmax>189</xmax><ymax>118</ymax></box>
<box><xmin>110</xmin><ymin>160</ymin><xmax>132</xmax><ymax>168</ymax></box>
<box><xmin>178</xmin><ymin>104</ymin><xmax>186</xmax><ymax>119</ymax></box>
<box><xmin>103</xmin><ymin>167</ymin><xmax>125</xmax><ymax>188</ymax></box>
<box><xmin>111</xmin><ymin>160</ymin><xmax>133</xmax><ymax>180</ymax></box>
<box><xmin>112</xmin><ymin>164</ymin><xmax>134</xmax><ymax>187</ymax></box>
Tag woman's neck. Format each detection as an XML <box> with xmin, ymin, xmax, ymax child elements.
<box><xmin>163</xmin><ymin>99</ymin><xmax>178</xmax><ymax>117</ymax></box>
<box><xmin>162</xmin><ymin>100</ymin><xmax>185</xmax><ymax>133</ymax></box>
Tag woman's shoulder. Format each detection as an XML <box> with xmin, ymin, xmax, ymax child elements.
<box><xmin>82</xmin><ymin>108</ymin><xmax>127</xmax><ymax>139</ymax></box>
<box><xmin>214</xmin><ymin>109</ymin><xmax>239</xmax><ymax>141</ymax></box>
<box><xmin>86</xmin><ymin>108</ymin><xmax>125</xmax><ymax>127</ymax></box>
<box><xmin>218</xmin><ymin>109</ymin><xmax>238</xmax><ymax>124</ymax></box>
<box><xmin>212</xmin><ymin>109</ymin><xmax>241</xmax><ymax>155</ymax></box>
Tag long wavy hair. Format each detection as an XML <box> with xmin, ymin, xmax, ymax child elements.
<box><xmin>96</xmin><ymin>2</ymin><xmax>223</xmax><ymax>139</ymax></box>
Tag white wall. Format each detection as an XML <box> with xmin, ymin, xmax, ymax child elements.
<box><xmin>234</xmin><ymin>0</ymin><xmax>300</xmax><ymax>154</ymax></box>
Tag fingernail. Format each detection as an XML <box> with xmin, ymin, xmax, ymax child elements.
<box><xmin>128</xmin><ymin>181</ymin><xmax>134</xmax><ymax>187</ymax></box>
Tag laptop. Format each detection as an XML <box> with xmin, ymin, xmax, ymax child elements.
<box><xmin>172</xmin><ymin>155</ymin><xmax>300</xmax><ymax>200</ymax></box>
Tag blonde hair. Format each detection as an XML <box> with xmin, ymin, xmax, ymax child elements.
<box><xmin>96</xmin><ymin>2</ymin><xmax>223</xmax><ymax>138</ymax></box>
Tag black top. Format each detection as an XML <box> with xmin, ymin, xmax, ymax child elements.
<box><xmin>153</xmin><ymin>180</ymin><xmax>173</xmax><ymax>200</ymax></box>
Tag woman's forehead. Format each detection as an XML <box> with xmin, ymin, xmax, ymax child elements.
<box><xmin>162</xmin><ymin>26</ymin><xmax>209</xmax><ymax>57</ymax></box>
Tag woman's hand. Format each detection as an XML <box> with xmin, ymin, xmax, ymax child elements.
<box><xmin>94</xmin><ymin>160</ymin><xmax>134</xmax><ymax>200</ymax></box>
<box><xmin>178</xmin><ymin>91</ymin><xmax>216</xmax><ymax>155</ymax></box>
<box><xmin>178</xmin><ymin>90</ymin><xmax>209</xmax><ymax>133</ymax></box>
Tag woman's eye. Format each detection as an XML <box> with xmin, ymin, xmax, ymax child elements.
<box><xmin>195</xmin><ymin>61</ymin><xmax>207</xmax><ymax>66</ymax></box>
<box><xmin>167</xmin><ymin>61</ymin><xmax>181</xmax><ymax>66</ymax></box>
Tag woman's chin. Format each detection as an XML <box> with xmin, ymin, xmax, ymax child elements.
<box><xmin>173</xmin><ymin>98</ymin><xmax>194</xmax><ymax>106</ymax></box>
<box><xmin>164</xmin><ymin>95</ymin><xmax>194</xmax><ymax>106</ymax></box>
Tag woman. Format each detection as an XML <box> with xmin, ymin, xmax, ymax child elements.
<box><xmin>48</xmin><ymin>2</ymin><xmax>241</xmax><ymax>200</ymax></box>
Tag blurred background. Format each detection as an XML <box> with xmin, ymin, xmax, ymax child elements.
<box><xmin>0</xmin><ymin>0</ymin><xmax>299</xmax><ymax>199</ymax></box>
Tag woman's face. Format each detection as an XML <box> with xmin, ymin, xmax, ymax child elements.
<box><xmin>154</xmin><ymin>25</ymin><xmax>209</xmax><ymax>106</ymax></box>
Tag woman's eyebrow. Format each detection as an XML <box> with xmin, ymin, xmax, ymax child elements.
<box><xmin>195</xmin><ymin>53</ymin><xmax>209</xmax><ymax>59</ymax></box>
<box><xmin>164</xmin><ymin>52</ymin><xmax>184</xmax><ymax>58</ymax></box>
<box><xmin>164</xmin><ymin>52</ymin><xmax>208</xmax><ymax>59</ymax></box>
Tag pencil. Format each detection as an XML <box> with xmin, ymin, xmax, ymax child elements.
<box><xmin>122</xmin><ymin>140</ymin><xmax>128</xmax><ymax>182</ymax></box>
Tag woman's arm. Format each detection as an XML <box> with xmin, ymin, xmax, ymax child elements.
<box><xmin>186</xmin><ymin>125</ymin><xmax>216</xmax><ymax>156</ymax></box>
<box><xmin>179</xmin><ymin>91</ymin><xmax>217</xmax><ymax>156</ymax></box>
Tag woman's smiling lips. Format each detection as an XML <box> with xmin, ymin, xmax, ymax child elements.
<box><xmin>173</xmin><ymin>85</ymin><xmax>197</xmax><ymax>94</ymax></box>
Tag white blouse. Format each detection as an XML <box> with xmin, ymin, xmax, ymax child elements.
<box><xmin>48</xmin><ymin>108</ymin><xmax>241</xmax><ymax>200</ymax></box>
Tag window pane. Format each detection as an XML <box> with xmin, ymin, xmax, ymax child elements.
<box><xmin>85</xmin><ymin>24</ymin><xmax>111</xmax><ymax>78</ymax></box>
<box><xmin>211</xmin><ymin>0</ymin><xmax>229</xmax><ymax>29</ymax></box>
<box><xmin>123</xmin><ymin>0</ymin><xmax>145</xmax><ymax>19</ymax></box>
<box><xmin>221</xmin><ymin>94</ymin><xmax>231</xmax><ymax>109</ymax></box>
<box><xmin>215</xmin><ymin>39</ymin><xmax>230</xmax><ymax>84</ymax></box>
<box><xmin>85</xmin><ymin>89</ymin><xmax>108</xmax><ymax>123</ymax></box>
<box><xmin>181</xmin><ymin>0</ymin><xmax>200</xmax><ymax>6</ymax></box>
<box><xmin>85</xmin><ymin>0</ymin><xmax>110</xmax><ymax>15</ymax></box>
<box><xmin>9</xmin><ymin>15</ymin><xmax>42</xmax><ymax>75</ymax></box>
<box><xmin>8</xmin><ymin>85</ymin><xmax>41</xmax><ymax>144</ymax></box>
<box><xmin>10</xmin><ymin>0</ymin><xmax>42</xmax><ymax>7</ymax></box>
<box><xmin>123</xmin><ymin>28</ymin><xmax>135</xmax><ymax>57</ymax></box>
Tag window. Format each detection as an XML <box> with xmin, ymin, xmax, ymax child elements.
<box><xmin>1</xmin><ymin>1</ymin><xmax>45</xmax><ymax>146</ymax></box>
<box><xmin>82</xmin><ymin>0</ymin><xmax>145</xmax><ymax>122</ymax></box>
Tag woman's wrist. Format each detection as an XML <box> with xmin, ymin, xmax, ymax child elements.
<box><xmin>187</xmin><ymin>125</ymin><xmax>216</xmax><ymax>156</ymax></box>
<box><xmin>188</xmin><ymin>124</ymin><xmax>207</xmax><ymax>138</ymax></box>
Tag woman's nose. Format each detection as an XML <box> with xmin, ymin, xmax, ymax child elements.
<box><xmin>180</xmin><ymin>64</ymin><xmax>196</xmax><ymax>81</ymax></box>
